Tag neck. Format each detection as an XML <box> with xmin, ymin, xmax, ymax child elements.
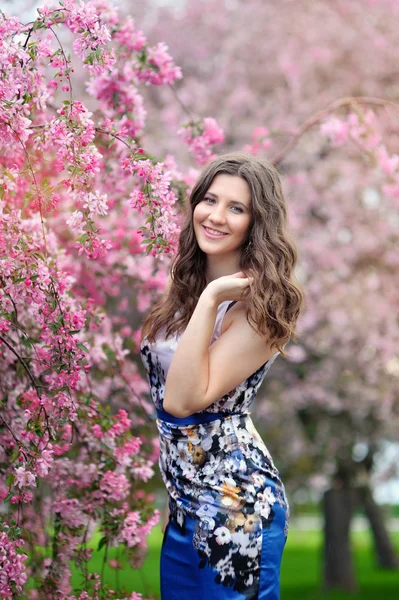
<box><xmin>204</xmin><ymin>252</ymin><xmax>241</xmax><ymax>284</ymax></box>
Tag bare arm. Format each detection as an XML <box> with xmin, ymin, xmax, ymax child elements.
<box><xmin>163</xmin><ymin>277</ymin><xmax>276</xmax><ymax>418</ymax></box>
<box><xmin>163</xmin><ymin>289</ymin><xmax>218</xmax><ymax>417</ymax></box>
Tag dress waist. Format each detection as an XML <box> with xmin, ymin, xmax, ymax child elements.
<box><xmin>156</xmin><ymin>407</ymin><xmax>250</xmax><ymax>425</ymax></box>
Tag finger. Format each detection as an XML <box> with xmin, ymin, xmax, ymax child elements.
<box><xmin>232</xmin><ymin>271</ymin><xmax>247</xmax><ymax>278</ymax></box>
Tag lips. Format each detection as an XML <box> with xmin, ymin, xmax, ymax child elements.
<box><xmin>203</xmin><ymin>225</ymin><xmax>229</xmax><ymax>238</ymax></box>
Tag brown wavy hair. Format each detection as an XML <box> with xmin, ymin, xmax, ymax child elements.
<box><xmin>141</xmin><ymin>152</ymin><xmax>304</xmax><ymax>356</ymax></box>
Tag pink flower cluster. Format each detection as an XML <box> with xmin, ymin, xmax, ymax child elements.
<box><xmin>99</xmin><ymin>471</ymin><xmax>130</xmax><ymax>501</ymax></box>
<box><xmin>321</xmin><ymin>109</ymin><xmax>381</xmax><ymax>150</ymax></box>
<box><xmin>320</xmin><ymin>116</ymin><xmax>350</xmax><ymax>146</ymax></box>
<box><xmin>136</xmin><ymin>43</ymin><xmax>182</xmax><ymax>86</ymax></box>
<box><xmin>0</xmin><ymin>2</ymin><xmax>183</xmax><ymax>598</ymax></box>
<box><xmin>119</xmin><ymin>508</ymin><xmax>160</xmax><ymax>549</ymax></box>
<box><xmin>113</xmin><ymin>16</ymin><xmax>146</xmax><ymax>52</ymax></box>
<box><xmin>123</xmin><ymin>156</ymin><xmax>181</xmax><ymax>255</ymax></box>
<box><xmin>0</xmin><ymin>529</ymin><xmax>28</xmax><ymax>600</ymax></box>
<box><xmin>87</xmin><ymin>72</ymin><xmax>147</xmax><ymax>137</ymax></box>
<box><xmin>64</xmin><ymin>0</ymin><xmax>116</xmax><ymax>75</ymax></box>
<box><xmin>320</xmin><ymin>107</ymin><xmax>399</xmax><ymax>209</ymax></box>
<box><xmin>243</xmin><ymin>127</ymin><xmax>273</xmax><ymax>155</ymax></box>
<box><xmin>178</xmin><ymin>117</ymin><xmax>224</xmax><ymax>166</ymax></box>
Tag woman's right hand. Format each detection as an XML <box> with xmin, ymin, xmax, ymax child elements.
<box><xmin>205</xmin><ymin>271</ymin><xmax>253</xmax><ymax>304</ymax></box>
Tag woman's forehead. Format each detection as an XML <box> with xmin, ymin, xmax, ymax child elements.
<box><xmin>206</xmin><ymin>174</ymin><xmax>251</xmax><ymax>206</ymax></box>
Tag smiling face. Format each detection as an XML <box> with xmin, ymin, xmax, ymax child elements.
<box><xmin>193</xmin><ymin>174</ymin><xmax>252</xmax><ymax>258</ymax></box>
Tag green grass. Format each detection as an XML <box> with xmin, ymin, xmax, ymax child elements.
<box><xmin>70</xmin><ymin>527</ymin><xmax>399</xmax><ymax>599</ymax></box>
<box><xmin>280</xmin><ymin>529</ymin><xmax>399</xmax><ymax>599</ymax></box>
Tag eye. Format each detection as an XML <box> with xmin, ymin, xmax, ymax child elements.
<box><xmin>231</xmin><ymin>206</ymin><xmax>244</xmax><ymax>214</ymax></box>
<box><xmin>203</xmin><ymin>196</ymin><xmax>216</xmax><ymax>204</ymax></box>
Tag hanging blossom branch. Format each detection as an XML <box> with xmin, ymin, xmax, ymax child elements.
<box><xmin>271</xmin><ymin>96</ymin><xmax>399</xmax><ymax>165</ymax></box>
<box><xmin>0</xmin><ymin>2</ymin><xmax>210</xmax><ymax>598</ymax></box>
<box><xmin>0</xmin><ymin>1</ymin><xmax>224</xmax><ymax>597</ymax></box>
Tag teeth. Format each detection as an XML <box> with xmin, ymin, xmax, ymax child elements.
<box><xmin>204</xmin><ymin>227</ymin><xmax>227</xmax><ymax>236</ymax></box>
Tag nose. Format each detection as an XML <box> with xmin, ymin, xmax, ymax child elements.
<box><xmin>208</xmin><ymin>204</ymin><xmax>227</xmax><ymax>225</ymax></box>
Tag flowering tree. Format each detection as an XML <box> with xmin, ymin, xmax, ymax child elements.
<box><xmin>0</xmin><ymin>2</ymin><xmax>224</xmax><ymax>598</ymax></box>
<box><xmin>128</xmin><ymin>0</ymin><xmax>399</xmax><ymax>591</ymax></box>
<box><xmin>2</xmin><ymin>0</ymin><xmax>399</xmax><ymax>597</ymax></box>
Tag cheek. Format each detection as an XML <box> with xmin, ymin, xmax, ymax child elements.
<box><xmin>193</xmin><ymin>204</ymin><xmax>207</xmax><ymax>225</ymax></box>
<box><xmin>236</xmin><ymin>217</ymin><xmax>251</xmax><ymax>238</ymax></box>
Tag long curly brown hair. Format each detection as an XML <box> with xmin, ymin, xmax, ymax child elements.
<box><xmin>141</xmin><ymin>152</ymin><xmax>304</xmax><ymax>355</ymax></box>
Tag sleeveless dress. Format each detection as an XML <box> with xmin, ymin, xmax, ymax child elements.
<box><xmin>140</xmin><ymin>300</ymin><xmax>289</xmax><ymax>600</ymax></box>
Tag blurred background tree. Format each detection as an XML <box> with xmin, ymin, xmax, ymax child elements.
<box><xmin>124</xmin><ymin>0</ymin><xmax>399</xmax><ymax>592</ymax></box>
<box><xmin>2</xmin><ymin>0</ymin><xmax>398</xmax><ymax>596</ymax></box>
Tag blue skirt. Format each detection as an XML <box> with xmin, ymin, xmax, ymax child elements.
<box><xmin>160</xmin><ymin>493</ymin><xmax>288</xmax><ymax>599</ymax></box>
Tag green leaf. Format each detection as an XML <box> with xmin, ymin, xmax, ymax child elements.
<box><xmin>10</xmin><ymin>450</ymin><xmax>19</xmax><ymax>462</ymax></box>
<box><xmin>4</xmin><ymin>170</ymin><xmax>15</xmax><ymax>182</ymax></box>
<box><xmin>32</xmin><ymin>20</ymin><xmax>43</xmax><ymax>32</ymax></box>
<box><xmin>84</xmin><ymin>52</ymin><xmax>95</xmax><ymax>66</ymax></box>
<box><xmin>21</xmin><ymin>336</ymin><xmax>33</xmax><ymax>348</ymax></box>
<box><xmin>77</xmin><ymin>343</ymin><xmax>89</xmax><ymax>353</ymax></box>
<box><xmin>97</xmin><ymin>536</ymin><xmax>107</xmax><ymax>551</ymax></box>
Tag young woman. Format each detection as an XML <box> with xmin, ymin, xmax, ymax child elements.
<box><xmin>140</xmin><ymin>152</ymin><xmax>304</xmax><ymax>599</ymax></box>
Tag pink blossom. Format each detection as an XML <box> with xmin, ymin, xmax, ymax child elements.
<box><xmin>130</xmin><ymin>463</ymin><xmax>154</xmax><ymax>483</ymax></box>
<box><xmin>14</xmin><ymin>467</ymin><xmax>36</xmax><ymax>489</ymax></box>
<box><xmin>136</xmin><ymin>43</ymin><xmax>182</xmax><ymax>86</ymax></box>
<box><xmin>377</xmin><ymin>146</ymin><xmax>399</xmax><ymax>175</ymax></box>
<box><xmin>178</xmin><ymin>117</ymin><xmax>224</xmax><ymax>165</ymax></box>
<box><xmin>83</xmin><ymin>190</ymin><xmax>109</xmax><ymax>218</ymax></box>
<box><xmin>53</xmin><ymin>498</ymin><xmax>86</xmax><ymax>528</ymax></box>
<box><xmin>114</xmin><ymin>438</ymin><xmax>142</xmax><ymax>466</ymax></box>
<box><xmin>382</xmin><ymin>182</ymin><xmax>399</xmax><ymax>198</ymax></box>
<box><xmin>0</xmin><ymin>530</ymin><xmax>28</xmax><ymax>599</ymax></box>
<box><xmin>99</xmin><ymin>471</ymin><xmax>130</xmax><ymax>501</ymax></box>
<box><xmin>320</xmin><ymin>117</ymin><xmax>349</xmax><ymax>146</ymax></box>
<box><xmin>113</xmin><ymin>16</ymin><xmax>146</xmax><ymax>52</ymax></box>
<box><xmin>120</xmin><ymin>511</ymin><xmax>141</xmax><ymax>547</ymax></box>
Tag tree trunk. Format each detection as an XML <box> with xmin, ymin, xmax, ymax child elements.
<box><xmin>359</xmin><ymin>484</ymin><xmax>399</xmax><ymax>569</ymax></box>
<box><xmin>323</xmin><ymin>487</ymin><xmax>357</xmax><ymax>592</ymax></box>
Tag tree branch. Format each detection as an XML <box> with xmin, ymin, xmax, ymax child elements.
<box><xmin>272</xmin><ymin>96</ymin><xmax>399</xmax><ymax>166</ymax></box>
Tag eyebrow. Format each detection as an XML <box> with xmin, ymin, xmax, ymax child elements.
<box><xmin>206</xmin><ymin>191</ymin><xmax>249</xmax><ymax>209</ymax></box>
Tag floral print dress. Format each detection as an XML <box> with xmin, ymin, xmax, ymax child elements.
<box><xmin>140</xmin><ymin>300</ymin><xmax>289</xmax><ymax>599</ymax></box>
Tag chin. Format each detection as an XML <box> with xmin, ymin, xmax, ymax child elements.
<box><xmin>200</xmin><ymin>242</ymin><xmax>240</xmax><ymax>257</ymax></box>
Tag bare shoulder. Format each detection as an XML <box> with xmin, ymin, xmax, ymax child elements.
<box><xmin>220</xmin><ymin>300</ymin><xmax>275</xmax><ymax>353</ymax></box>
<box><xmin>220</xmin><ymin>300</ymin><xmax>250</xmax><ymax>335</ymax></box>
